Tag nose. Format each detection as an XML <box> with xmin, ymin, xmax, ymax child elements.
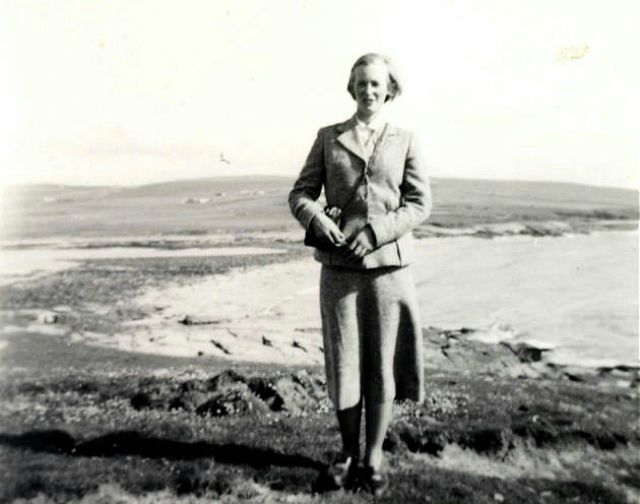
<box><xmin>361</xmin><ymin>85</ymin><xmax>376</xmax><ymax>100</ymax></box>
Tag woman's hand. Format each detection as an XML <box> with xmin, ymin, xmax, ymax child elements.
<box><xmin>345</xmin><ymin>225</ymin><xmax>376</xmax><ymax>261</ymax></box>
<box><xmin>311</xmin><ymin>214</ymin><xmax>346</xmax><ymax>247</ymax></box>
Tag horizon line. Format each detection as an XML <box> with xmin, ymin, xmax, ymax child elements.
<box><xmin>2</xmin><ymin>174</ymin><xmax>638</xmax><ymax>193</ymax></box>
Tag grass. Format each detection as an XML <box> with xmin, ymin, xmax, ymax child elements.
<box><xmin>0</xmin><ymin>326</ymin><xmax>637</xmax><ymax>503</ymax></box>
<box><xmin>2</xmin><ymin>176</ymin><xmax>637</xmax><ymax>239</ymax></box>
<box><xmin>0</xmin><ymin>194</ymin><xmax>638</xmax><ymax>502</ymax></box>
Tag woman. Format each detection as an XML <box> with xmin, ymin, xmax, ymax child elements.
<box><xmin>289</xmin><ymin>53</ymin><xmax>432</xmax><ymax>495</ymax></box>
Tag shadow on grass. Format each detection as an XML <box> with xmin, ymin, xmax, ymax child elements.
<box><xmin>1</xmin><ymin>430</ymin><xmax>633</xmax><ymax>503</ymax></box>
<box><xmin>0</xmin><ymin>429</ymin><xmax>324</xmax><ymax>471</ymax></box>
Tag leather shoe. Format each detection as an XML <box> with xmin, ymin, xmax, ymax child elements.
<box><xmin>361</xmin><ymin>466</ymin><xmax>388</xmax><ymax>496</ymax></box>
<box><xmin>326</xmin><ymin>453</ymin><xmax>357</xmax><ymax>489</ymax></box>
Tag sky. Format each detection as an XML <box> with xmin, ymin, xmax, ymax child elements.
<box><xmin>1</xmin><ymin>0</ymin><xmax>638</xmax><ymax>189</ymax></box>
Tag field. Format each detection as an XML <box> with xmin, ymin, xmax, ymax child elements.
<box><xmin>0</xmin><ymin>177</ymin><xmax>638</xmax><ymax>503</ymax></box>
<box><xmin>1</xmin><ymin>176</ymin><xmax>637</xmax><ymax>239</ymax></box>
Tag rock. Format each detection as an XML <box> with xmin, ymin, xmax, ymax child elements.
<box><xmin>168</xmin><ymin>396</ymin><xmax>190</xmax><ymax>411</ymax></box>
<box><xmin>272</xmin><ymin>376</ymin><xmax>314</xmax><ymax>414</ymax></box>
<box><xmin>210</xmin><ymin>339</ymin><xmax>231</xmax><ymax>355</ymax></box>
<box><xmin>393</xmin><ymin>422</ymin><xmax>422</xmax><ymax>452</ymax></box>
<box><xmin>501</xmin><ymin>363</ymin><xmax>545</xmax><ymax>379</ymax></box>
<box><xmin>563</xmin><ymin>372</ymin><xmax>584</xmax><ymax>382</ymax></box>
<box><xmin>459</xmin><ymin>427</ymin><xmax>513</xmax><ymax>455</ymax></box>
<box><xmin>523</xmin><ymin>224</ymin><xmax>563</xmax><ymax>237</ymax></box>
<box><xmin>382</xmin><ymin>429</ymin><xmax>402</xmax><ymax>453</ymax></box>
<box><xmin>248</xmin><ymin>372</ymin><xmax>325</xmax><ymax>414</ymax></box>
<box><xmin>52</xmin><ymin>305</ymin><xmax>72</xmax><ymax>313</ymax></box>
<box><xmin>130</xmin><ymin>384</ymin><xmax>172</xmax><ymax>411</ymax></box>
<box><xmin>248</xmin><ymin>378</ymin><xmax>283</xmax><ymax>410</ymax></box>
<box><xmin>598</xmin><ymin>365</ymin><xmax>640</xmax><ymax>388</ymax></box>
<box><xmin>474</xmin><ymin>228</ymin><xmax>499</xmax><ymax>239</ymax></box>
<box><xmin>43</xmin><ymin>313</ymin><xmax>59</xmax><ymax>324</ymax></box>
<box><xmin>207</xmin><ymin>370</ymin><xmax>248</xmax><ymax>391</ymax></box>
<box><xmin>179</xmin><ymin>315</ymin><xmax>196</xmax><ymax>325</ymax></box>
<box><xmin>168</xmin><ymin>391</ymin><xmax>208</xmax><ymax>412</ymax></box>
<box><xmin>196</xmin><ymin>389</ymin><xmax>269</xmax><ymax>417</ymax></box>
<box><xmin>422</xmin><ymin>327</ymin><xmax>562</xmax><ymax>379</ymax></box>
<box><xmin>415</xmin><ymin>428</ymin><xmax>447</xmax><ymax>456</ymax></box>
<box><xmin>292</xmin><ymin>341</ymin><xmax>307</xmax><ymax>352</ymax></box>
<box><xmin>180</xmin><ymin>379</ymin><xmax>206</xmax><ymax>394</ymax></box>
<box><xmin>502</xmin><ymin>342</ymin><xmax>548</xmax><ymax>363</ymax></box>
<box><xmin>179</xmin><ymin>315</ymin><xmax>227</xmax><ymax>326</ymax></box>
<box><xmin>390</xmin><ymin>422</ymin><xmax>447</xmax><ymax>456</ymax></box>
<box><xmin>130</xmin><ymin>392</ymin><xmax>153</xmax><ymax>410</ymax></box>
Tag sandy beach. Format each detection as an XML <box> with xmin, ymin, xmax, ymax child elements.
<box><xmin>3</xmin><ymin>231</ymin><xmax>636</xmax><ymax>368</ymax></box>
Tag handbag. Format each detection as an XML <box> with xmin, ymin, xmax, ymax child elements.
<box><xmin>304</xmin><ymin>124</ymin><xmax>388</xmax><ymax>251</ymax></box>
<box><xmin>304</xmin><ymin>207</ymin><xmax>343</xmax><ymax>251</ymax></box>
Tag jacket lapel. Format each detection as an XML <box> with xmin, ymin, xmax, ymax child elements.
<box><xmin>335</xmin><ymin>118</ymin><xmax>398</xmax><ymax>164</ymax></box>
<box><xmin>377</xmin><ymin>123</ymin><xmax>397</xmax><ymax>145</ymax></box>
<box><xmin>336</xmin><ymin>117</ymin><xmax>367</xmax><ymax>163</ymax></box>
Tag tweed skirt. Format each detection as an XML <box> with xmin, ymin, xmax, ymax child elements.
<box><xmin>320</xmin><ymin>264</ymin><xmax>424</xmax><ymax>410</ymax></box>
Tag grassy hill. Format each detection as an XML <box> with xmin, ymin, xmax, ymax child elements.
<box><xmin>1</xmin><ymin>176</ymin><xmax>637</xmax><ymax>239</ymax></box>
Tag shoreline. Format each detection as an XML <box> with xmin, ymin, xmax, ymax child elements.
<box><xmin>1</xmin><ymin>217</ymin><xmax>637</xmax><ymax>246</ymax></box>
<box><xmin>0</xmin><ymin>223</ymin><xmax>637</xmax><ymax>373</ymax></box>
<box><xmin>0</xmin><ymin>225</ymin><xmax>637</xmax><ymax>503</ymax></box>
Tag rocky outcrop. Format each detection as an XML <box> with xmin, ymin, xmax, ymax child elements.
<box><xmin>129</xmin><ymin>369</ymin><xmax>328</xmax><ymax>418</ymax></box>
<box><xmin>422</xmin><ymin>327</ymin><xmax>639</xmax><ymax>387</ymax></box>
<box><xmin>125</xmin><ymin>328</ymin><xmax>638</xmax><ymax>420</ymax></box>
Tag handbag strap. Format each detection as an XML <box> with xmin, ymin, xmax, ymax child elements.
<box><xmin>330</xmin><ymin>123</ymin><xmax>388</xmax><ymax>214</ymax></box>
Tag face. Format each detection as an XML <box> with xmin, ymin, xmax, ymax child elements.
<box><xmin>352</xmin><ymin>63</ymin><xmax>390</xmax><ymax>117</ymax></box>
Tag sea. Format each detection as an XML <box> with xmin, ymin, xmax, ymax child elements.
<box><xmin>413</xmin><ymin>231</ymin><xmax>638</xmax><ymax>367</ymax></box>
<box><xmin>0</xmin><ymin>231</ymin><xmax>637</xmax><ymax>367</ymax></box>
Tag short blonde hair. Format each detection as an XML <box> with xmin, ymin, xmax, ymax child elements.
<box><xmin>347</xmin><ymin>53</ymin><xmax>402</xmax><ymax>103</ymax></box>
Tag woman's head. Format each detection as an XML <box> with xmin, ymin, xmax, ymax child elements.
<box><xmin>347</xmin><ymin>53</ymin><xmax>401</xmax><ymax>118</ymax></box>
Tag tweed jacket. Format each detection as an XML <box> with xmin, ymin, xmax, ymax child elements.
<box><xmin>289</xmin><ymin>117</ymin><xmax>432</xmax><ymax>269</ymax></box>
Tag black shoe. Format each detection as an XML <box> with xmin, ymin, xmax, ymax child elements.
<box><xmin>361</xmin><ymin>466</ymin><xmax>388</xmax><ymax>496</ymax></box>
<box><xmin>326</xmin><ymin>453</ymin><xmax>357</xmax><ymax>489</ymax></box>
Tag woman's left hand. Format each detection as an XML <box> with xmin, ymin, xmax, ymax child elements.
<box><xmin>345</xmin><ymin>226</ymin><xmax>376</xmax><ymax>261</ymax></box>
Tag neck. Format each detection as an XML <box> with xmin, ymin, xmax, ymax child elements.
<box><xmin>355</xmin><ymin>110</ymin><xmax>382</xmax><ymax>125</ymax></box>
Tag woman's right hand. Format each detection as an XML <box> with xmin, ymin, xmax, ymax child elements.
<box><xmin>311</xmin><ymin>214</ymin><xmax>346</xmax><ymax>247</ymax></box>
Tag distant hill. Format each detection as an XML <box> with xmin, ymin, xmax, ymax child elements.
<box><xmin>1</xmin><ymin>176</ymin><xmax>637</xmax><ymax>239</ymax></box>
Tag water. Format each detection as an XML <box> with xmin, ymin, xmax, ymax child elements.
<box><xmin>1</xmin><ymin>232</ymin><xmax>637</xmax><ymax>367</ymax></box>
<box><xmin>412</xmin><ymin>232</ymin><xmax>638</xmax><ymax>366</ymax></box>
<box><xmin>0</xmin><ymin>246</ymin><xmax>285</xmax><ymax>285</ymax></box>
<box><xmin>121</xmin><ymin>231</ymin><xmax>638</xmax><ymax>367</ymax></box>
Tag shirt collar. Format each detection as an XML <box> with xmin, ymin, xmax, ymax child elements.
<box><xmin>354</xmin><ymin>113</ymin><xmax>386</xmax><ymax>133</ymax></box>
